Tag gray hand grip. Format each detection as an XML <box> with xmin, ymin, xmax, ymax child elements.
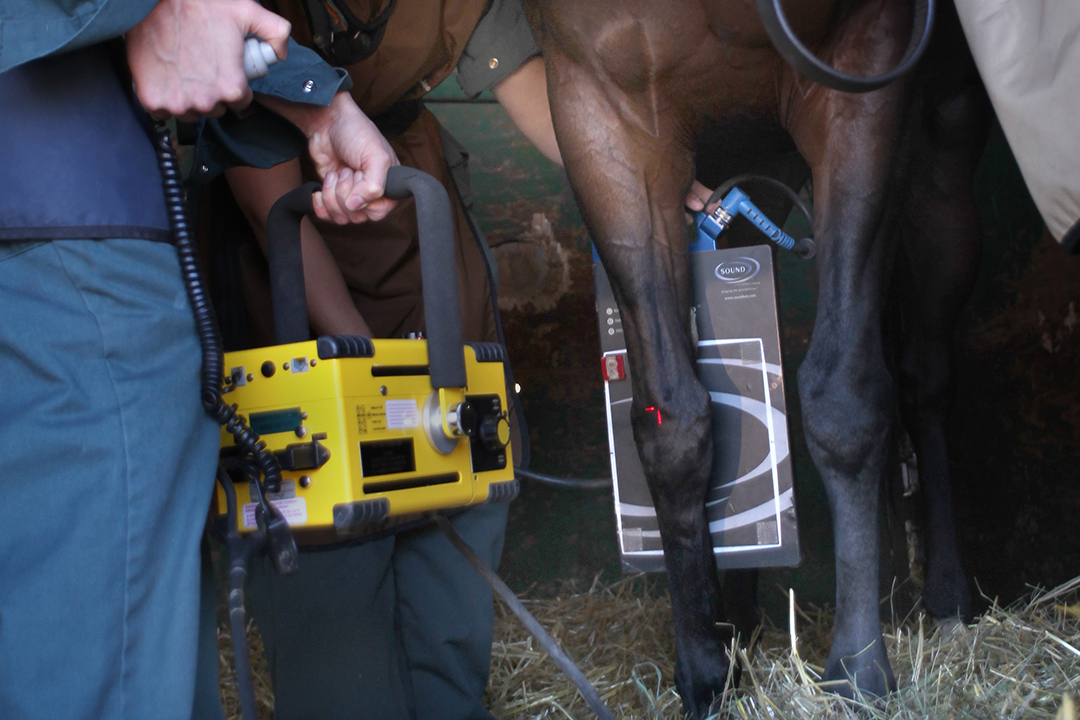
<box><xmin>264</xmin><ymin>166</ymin><xmax>467</xmax><ymax>389</ymax></box>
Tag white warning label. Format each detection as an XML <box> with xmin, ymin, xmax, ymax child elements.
<box><xmin>385</xmin><ymin>399</ymin><xmax>420</xmax><ymax>429</ymax></box>
<box><xmin>243</xmin><ymin>497</ymin><xmax>308</xmax><ymax>528</ymax></box>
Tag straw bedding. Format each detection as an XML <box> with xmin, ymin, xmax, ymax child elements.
<box><xmin>219</xmin><ymin>574</ymin><xmax>1080</xmax><ymax>719</ymax></box>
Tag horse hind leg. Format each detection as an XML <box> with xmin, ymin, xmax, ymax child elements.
<box><xmin>895</xmin><ymin>75</ymin><xmax>991</xmax><ymax>623</ymax></box>
<box><xmin>722</xmin><ymin>568</ymin><xmax>760</xmax><ymax>644</ymax></box>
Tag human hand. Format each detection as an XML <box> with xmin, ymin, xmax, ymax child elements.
<box><xmin>126</xmin><ymin>0</ymin><xmax>291</xmax><ymax>122</ymax></box>
<box><xmin>264</xmin><ymin>92</ymin><xmax>399</xmax><ymax>225</ymax></box>
<box><xmin>308</xmin><ymin>94</ymin><xmax>399</xmax><ymax>225</ymax></box>
<box><xmin>684</xmin><ymin>180</ymin><xmax>719</xmax><ymax>214</ymax></box>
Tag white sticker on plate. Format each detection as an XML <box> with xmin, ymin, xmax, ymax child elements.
<box><xmin>251</xmin><ymin>479</ymin><xmax>295</xmax><ymax>501</ymax></box>
<box><xmin>242</xmin><ymin>496</ymin><xmax>308</xmax><ymax>528</ymax></box>
<box><xmin>385</xmin><ymin>399</ymin><xmax>420</xmax><ymax>429</ymax></box>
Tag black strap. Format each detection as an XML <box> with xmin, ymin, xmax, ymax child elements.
<box><xmin>371</xmin><ymin>98</ymin><xmax>424</xmax><ymax>139</ymax></box>
<box><xmin>0</xmin><ymin>225</ymin><xmax>173</xmax><ymax>243</ymax></box>
<box><xmin>301</xmin><ymin>0</ymin><xmax>396</xmax><ymax>66</ymax></box>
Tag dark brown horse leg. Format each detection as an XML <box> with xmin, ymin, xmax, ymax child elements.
<box><xmin>722</xmin><ymin>568</ymin><xmax>760</xmax><ymax>643</ymax></box>
<box><xmin>545</xmin><ymin>59</ymin><xmax>731</xmax><ymax>719</ymax></box>
<box><xmin>786</xmin><ymin>57</ymin><xmax>910</xmax><ymax>700</ymax></box>
<box><xmin>896</xmin><ymin>73</ymin><xmax>990</xmax><ymax>622</ymax></box>
<box><xmin>797</xmin><ymin>158</ymin><xmax>897</xmax><ymax>697</ymax></box>
<box><xmin>799</xmin><ymin>193</ymin><xmax>897</xmax><ymax>697</ymax></box>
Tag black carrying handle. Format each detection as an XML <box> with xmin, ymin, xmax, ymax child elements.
<box><xmin>265</xmin><ymin>166</ymin><xmax>467</xmax><ymax>389</ymax></box>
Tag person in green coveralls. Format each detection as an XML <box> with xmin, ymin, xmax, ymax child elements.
<box><xmin>0</xmin><ymin>1</ymin><xmax>401</xmax><ymax>717</ymax></box>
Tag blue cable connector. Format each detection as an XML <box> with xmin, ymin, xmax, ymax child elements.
<box><xmin>692</xmin><ymin>187</ymin><xmax>815</xmax><ymax>258</ymax></box>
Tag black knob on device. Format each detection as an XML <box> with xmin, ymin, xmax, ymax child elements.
<box><xmin>448</xmin><ymin>402</ymin><xmax>477</xmax><ymax>437</ymax></box>
<box><xmin>479</xmin><ymin>414</ymin><xmax>511</xmax><ymax>452</ymax></box>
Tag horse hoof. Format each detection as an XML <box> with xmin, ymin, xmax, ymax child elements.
<box><xmin>823</xmin><ymin>642</ymin><xmax>896</xmax><ymax>700</ymax></box>
<box><xmin>933</xmin><ymin>616</ymin><xmax>969</xmax><ymax>638</ymax></box>
<box><xmin>676</xmin><ymin>651</ymin><xmax>740</xmax><ymax>720</ymax></box>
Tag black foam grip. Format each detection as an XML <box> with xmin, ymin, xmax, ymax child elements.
<box><xmin>264</xmin><ymin>168</ymin><xmax>465</xmax><ymax>388</ymax></box>
<box><xmin>467</xmin><ymin>342</ymin><xmax>507</xmax><ymax>363</ymax></box>
<box><xmin>317</xmin><ymin>334</ymin><xmax>376</xmax><ymax>359</ymax></box>
<box><xmin>266</xmin><ymin>182</ymin><xmax>321</xmax><ymax>345</ymax></box>
<box><xmin>383</xmin><ymin>166</ymin><xmax>466</xmax><ymax>389</ymax></box>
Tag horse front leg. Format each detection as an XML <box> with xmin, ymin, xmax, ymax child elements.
<box><xmin>546</xmin><ymin>62</ymin><xmax>731</xmax><ymax>720</ymax></box>
<box><xmin>784</xmin><ymin>3</ymin><xmax>914</xmax><ymax>695</ymax></box>
<box><xmin>796</xmin><ymin>146</ymin><xmax>898</xmax><ymax>698</ymax></box>
<box><xmin>608</xmin><ymin>196</ymin><xmax>730</xmax><ymax>719</ymax></box>
<box><xmin>601</xmin><ymin>170</ymin><xmax>732</xmax><ymax>720</ymax></box>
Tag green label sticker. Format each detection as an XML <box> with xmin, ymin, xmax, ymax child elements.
<box><xmin>250</xmin><ymin>407</ymin><xmax>303</xmax><ymax>435</ymax></box>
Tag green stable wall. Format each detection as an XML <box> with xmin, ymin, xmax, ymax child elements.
<box><xmin>429</xmin><ymin>79</ymin><xmax>1080</xmax><ymax>621</ymax></box>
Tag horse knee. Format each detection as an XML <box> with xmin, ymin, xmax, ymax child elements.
<box><xmin>633</xmin><ymin>380</ymin><xmax>713</xmax><ymax>491</ymax></box>
<box><xmin>797</xmin><ymin>358</ymin><xmax>893</xmax><ymax>479</ymax></box>
<box><xmin>625</xmin><ymin>381</ymin><xmax>715</xmax><ymax>557</ymax></box>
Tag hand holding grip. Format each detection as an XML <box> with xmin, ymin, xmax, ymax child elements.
<box><xmin>264</xmin><ymin>167</ymin><xmax>467</xmax><ymax>388</ymax></box>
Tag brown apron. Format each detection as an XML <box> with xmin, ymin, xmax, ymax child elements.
<box><xmin>246</xmin><ymin>0</ymin><xmax>497</xmax><ymax>345</ymax></box>
<box><xmin>263</xmin><ymin>0</ymin><xmax>490</xmax><ymax>116</ymax></box>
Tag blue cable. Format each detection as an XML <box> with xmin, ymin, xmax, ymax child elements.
<box><xmin>694</xmin><ymin>186</ymin><xmax>810</xmax><ymax>256</ymax></box>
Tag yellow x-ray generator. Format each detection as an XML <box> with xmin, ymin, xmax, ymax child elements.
<box><xmin>216</xmin><ymin>167</ymin><xmax>517</xmax><ymax>537</ymax></box>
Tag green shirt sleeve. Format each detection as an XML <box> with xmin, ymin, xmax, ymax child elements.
<box><xmin>455</xmin><ymin>0</ymin><xmax>540</xmax><ymax>97</ymax></box>
<box><xmin>250</xmin><ymin>39</ymin><xmax>352</xmax><ymax>106</ymax></box>
<box><xmin>188</xmin><ymin>106</ymin><xmax>308</xmax><ymax>185</ymax></box>
<box><xmin>190</xmin><ymin>39</ymin><xmax>353</xmax><ymax>184</ymax></box>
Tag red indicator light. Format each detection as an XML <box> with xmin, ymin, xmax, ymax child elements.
<box><xmin>601</xmin><ymin>354</ymin><xmax>626</xmax><ymax>381</ymax></box>
<box><xmin>644</xmin><ymin>406</ymin><xmax>662</xmax><ymax>425</ymax></box>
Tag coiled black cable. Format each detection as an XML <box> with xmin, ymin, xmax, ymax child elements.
<box><xmin>155</xmin><ymin>121</ymin><xmax>299</xmax><ymax>720</ymax></box>
<box><xmin>153</xmin><ymin>123</ymin><xmax>298</xmax><ymax>582</ymax></box>
<box><xmin>151</xmin><ymin>123</ymin><xmax>284</xmax><ymax>494</ymax></box>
